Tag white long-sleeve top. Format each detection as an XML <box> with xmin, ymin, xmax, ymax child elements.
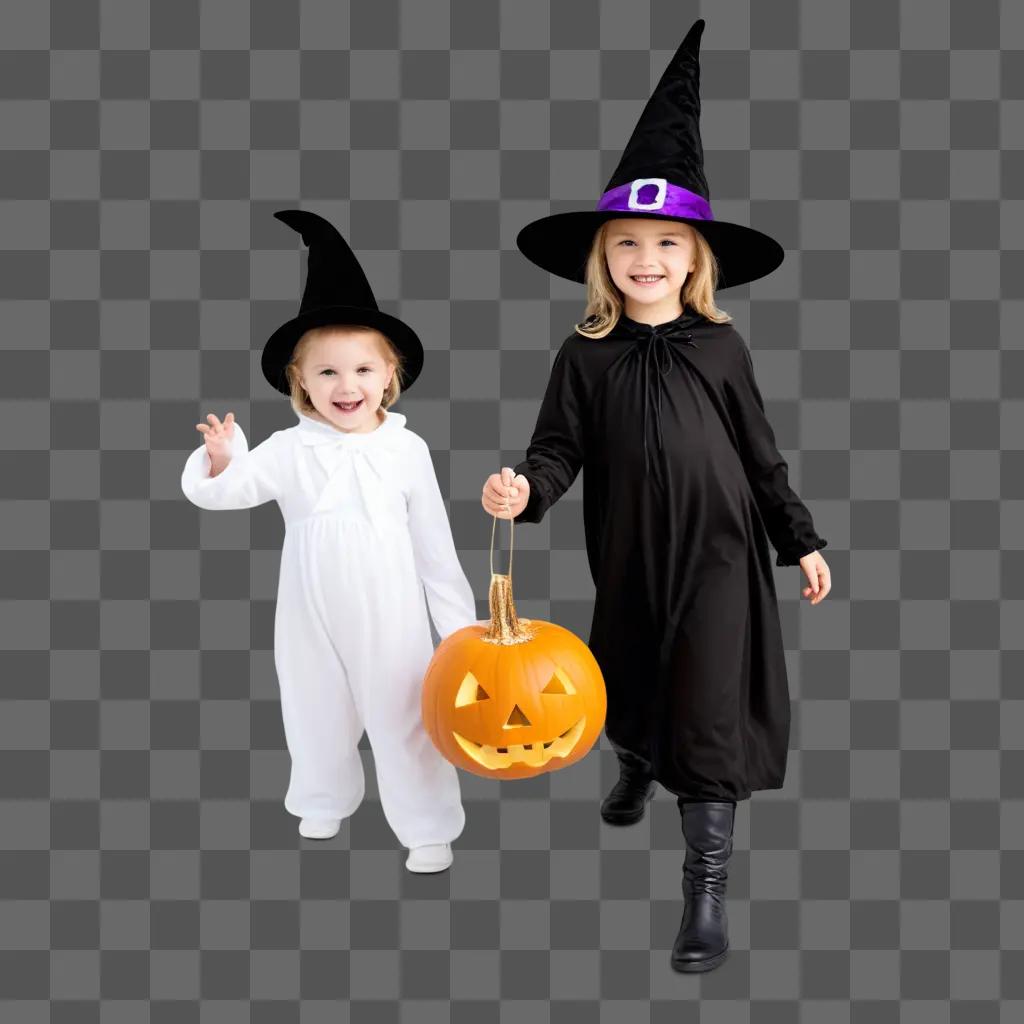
<box><xmin>180</xmin><ymin>409</ymin><xmax>478</xmax><ymax>641</ymax></box>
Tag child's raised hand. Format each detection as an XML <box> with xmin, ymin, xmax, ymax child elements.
<box><xmin>196</xmin><ymin>412</ymin><xmax>236</xmax><ymax>461</ymax></box>
<box><xmin>482</xmin><ymin>467</ymin><xmax>530</xmax><ymax>519</ymax></box>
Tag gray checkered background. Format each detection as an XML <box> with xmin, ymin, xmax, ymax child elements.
<box><xmin>1</xmin><ymin>0</ymin><xmax>1021</xmax><ymax>1019</ymax></box>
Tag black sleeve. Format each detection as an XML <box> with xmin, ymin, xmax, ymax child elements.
<box><xmin>725</xmin><ymin>337</ymin><xmax>828</xmax><ymax>567</ymax></box>
<box><xmin>511</xmin><ymin>339</ymin><xmax>586</xmax><ymax>525</ymax></box>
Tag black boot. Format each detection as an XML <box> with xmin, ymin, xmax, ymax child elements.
<box><xmin>600</xmin><ymin>742</ymin><xmax>656</xmax><ymax>825</ymax></box>
<box><xmin>670</xmin><ymin>799</ymin><xmax>736</xmax><ymax>973</ymax></box>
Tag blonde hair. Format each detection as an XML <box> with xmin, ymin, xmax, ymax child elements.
<box><xmin>575</xmin><ymin>220</ymin><xmax>733</xmax><ymax>339</ymax></box>
<box><xmin>286</xmin><ymin>324</ymin><xmax>404</xmax><ymax>417</ymax></box>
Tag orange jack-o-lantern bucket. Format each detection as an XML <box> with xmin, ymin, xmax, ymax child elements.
<box><xmin>422</xmin><ymin>515</ymin><xmax>606</xmax><ymax>780</ymax></box>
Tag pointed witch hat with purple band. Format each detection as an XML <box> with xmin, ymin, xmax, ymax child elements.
<box><xmin>261</xmin><ymin>209</ymin><xmax>425</xmax><ymax>396</ymax></box>
<box><xmin>516</xmin><ymin>18</ymin><xmax>784</xmax><ymax>290</ymax></box>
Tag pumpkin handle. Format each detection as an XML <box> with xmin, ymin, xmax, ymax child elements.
<box><xmin>489</xmin><ymin>514</ymin><xmax>514</xmax><ymax>579</ymax></box>
<box><xmin>483</xmin><ymin>514</ymin><xmax>533</xmax><ymax>644</ymax></box>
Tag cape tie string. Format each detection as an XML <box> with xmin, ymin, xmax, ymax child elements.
<box><xmin>639</xmin><ymin>325</ymin><xmax>699</xmax><ymax>487</ymax></box>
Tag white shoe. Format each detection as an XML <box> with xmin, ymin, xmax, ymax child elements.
<box><xmin>299</xmin><ymin>817</ymin><xmax>341</xmax><ymax>840</ymax></box>
<box><xmin>405</xmin><ymin>842</ymin><xmax>453</xmax><ymax>873</ymax></box>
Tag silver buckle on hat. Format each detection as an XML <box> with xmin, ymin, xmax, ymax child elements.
<box><xmin>627</xmin><ymin>178</ymin><xmax>667</xmax><ymax>211</ymax></box>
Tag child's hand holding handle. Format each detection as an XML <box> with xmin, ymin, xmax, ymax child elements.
<box><xmin>195</xmin><ymin>412</ymin><xmax>236</xmax><ymax>478</ymax></box>
<box><xmin>481</xmin><ymin>467</ymin><xmax>530</xmax><ymax>519</ymax></box>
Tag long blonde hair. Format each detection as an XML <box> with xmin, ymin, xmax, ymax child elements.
<box><xmin>285</xmin><ymin>324</ymin><xmax>404</xmax><ymax>417</ymax></box>
<box><xmin>575</xmin><ymin>220</ymin><xmax>732</xmax><ymax>339</ymax></box>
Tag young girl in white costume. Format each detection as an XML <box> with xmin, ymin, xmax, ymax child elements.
<box><xmin>181</xmin><ymin>210</ymin><xmax>475</xmax><ymax>874</ymax></box>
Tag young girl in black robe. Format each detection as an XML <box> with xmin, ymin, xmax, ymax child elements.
<box><xmin>479</xmin><ymin>19</ymin><xmax>831</xmax><ymax>974</ymax></box>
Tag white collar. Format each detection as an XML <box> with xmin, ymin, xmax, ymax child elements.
<box><xmin>295</xmin><ymin>409</ymin><xmax>407</xmax><ymax>447</ymax></box>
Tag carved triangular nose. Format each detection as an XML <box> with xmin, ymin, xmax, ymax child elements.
<box><xmin>505</xmin><ymin>705</ymin><xmax>531</xmax><ymax>728</ymax></box>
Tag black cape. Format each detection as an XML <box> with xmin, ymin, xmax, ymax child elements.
<box><xmin>512</xmin><ymin>306</ymin><xmax>827</xmax><ymax>802</ymax></box>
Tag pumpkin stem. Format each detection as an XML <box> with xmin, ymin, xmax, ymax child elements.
<box><xmin>483</xmin><ymin>573</ymin><xmax>534</xmax><ymax>645</ymax></box>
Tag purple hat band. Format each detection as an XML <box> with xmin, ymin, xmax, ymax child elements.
<box><xmin>596</xmin><ymin>178</ymin><xmax>714</xmax><ymax>221</ymax></box>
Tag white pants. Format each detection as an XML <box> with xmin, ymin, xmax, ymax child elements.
<box><xmin>272</xmin><ymin>514</ymin><xmax>465</xmax><ymax>848</ymax></box>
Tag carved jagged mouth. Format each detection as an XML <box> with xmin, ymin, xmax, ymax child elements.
<box><xmin>452</xmin><ymin>717</ymin><xmax>586</xmax><ymax>769</ymax></box>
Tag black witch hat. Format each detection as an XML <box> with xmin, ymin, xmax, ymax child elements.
<box><xmin>516</xmin><ymin>19</ymin><xmax>784</xmax><ymax>290</ymax></box>
<box><xmin>261</xmin><ymin>209</ymin><xmax>425</xmax><ymax>396</ymax></box>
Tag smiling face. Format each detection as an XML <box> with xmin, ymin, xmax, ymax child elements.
<box><xmin>603</xmin><ymin>218</ymin><xmax>698</xmax><ymax>323</ymax></box>
<box><xmin>450</xmin><ymin>665</ymin><xmax>589</xmax><ymax>771</ymax></box>
<box><xmin>295</xmin><ymin>327</ymin><xmax>396</xmax><ymax>434</ymax></box>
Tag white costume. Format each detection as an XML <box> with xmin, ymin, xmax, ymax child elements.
<box><xmin>181</xmin><ymin>409</ymin><xmax>475</xmax><ymax>848</ymax></box>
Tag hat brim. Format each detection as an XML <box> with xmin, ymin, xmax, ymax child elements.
<box><xmin>516</xmin><ymin>210</ymin><xmax>785</xmax><ymax>290</ymax></box>
<box><xmin>261</xmin><ymin>306</ymin><xmax>425</xmax><ymax>397</ymax></box>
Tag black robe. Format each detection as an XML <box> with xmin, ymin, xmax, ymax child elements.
<box><xmin>512</xmin><ymin>306</ymin><xmax>828</xmax><ymax>802</ymax></box>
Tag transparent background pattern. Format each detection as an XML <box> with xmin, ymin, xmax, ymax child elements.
<box><xmin>1</xmin><ymin>0</ymin><xmax>1021</xmax><ymax>1019</ymax></box>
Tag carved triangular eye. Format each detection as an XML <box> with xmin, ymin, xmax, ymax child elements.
<box><xmin>455</xmin><ymin>672</ymin><xmax>490</xmax><ymax>708</ymax></box>
<box><xmin>541</xmin><ymin>668</ymin><xmax>576</xmax><ymax>695</ymax></box>
<box><xmin>504</xmin><ymin>704</ymin><xmax>531</xmax><ymax>728</ymax></box>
